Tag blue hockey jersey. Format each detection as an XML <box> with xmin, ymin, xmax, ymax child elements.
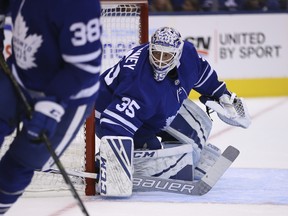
<box><xmin>2</xmin><ymin>0</ymin><xmax>102</xmax><ymax>105</ymax></box>
<box><xmin>96</xmin><ymin>41</ymin><xmax>227</xmax><ymax>149</ymax></box>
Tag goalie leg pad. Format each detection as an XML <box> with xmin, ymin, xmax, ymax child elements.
<box><xmin>165</xmin><ymin>99</ymin><xmax>212</xmax><ymax>154</ymax></box>
<box><xmin>99</xmin><ymin>136</ymin><xmax>134</xmax><ymax>197</ymax></box>
<box><xmin>133</xmin><ymin>143</ymin><xmax>195</xmax><ymax>181</ymax></box>
<box><xmin>194</xmin><ymin>143</ymin><xmax>221</xmax><ymax>180</ymax></box>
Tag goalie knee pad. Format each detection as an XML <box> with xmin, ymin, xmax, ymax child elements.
<box><xmin>99</xmin><ymin>136</ymin><xmax>133</xmax><ymax>197</ymax></box>
<box><xmin>194</xmin><ymin>143</ymin><xmax>221</xmax><ymax>180</ymax></box>
<box><xmin>164</xmin><ymin>98</ymin><xmax>212</xmax><ymax>150</ymax></box>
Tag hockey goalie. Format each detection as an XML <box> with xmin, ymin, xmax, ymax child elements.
<box><xmin>96</xmin><ymin>97</ymin><xmax>250</xmax><ymax>197</ymax></box>
<box><xmin>94</xmin><ymin>27</ymin><xmax>251</xmax><ymax>197</ymax></box>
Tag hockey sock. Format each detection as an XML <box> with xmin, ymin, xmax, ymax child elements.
<box><xmin>0</xmin><ymin>189</ymin><xmax>22</xmax><ymax>215</ymax></box>
<box><xmin>0</xmin><ymin>152</ymin><xmax>34</xmax><ymax>214</ymax></box>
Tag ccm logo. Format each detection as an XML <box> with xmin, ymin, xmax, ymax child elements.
<box><xmin>100</xmin><ymin>157</ymin><xmax>107</xmax><ymax>194</ymax></box>
<box><xmin>134</xmin><ymin>151</ymin><xmax>155</xmax><ymax>158</ymax></box>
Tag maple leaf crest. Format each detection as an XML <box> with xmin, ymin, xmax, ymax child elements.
<box><xmin>13</xmin><ymin>13</ymin><xmax>43</xmax><ymax>70</ymax></box>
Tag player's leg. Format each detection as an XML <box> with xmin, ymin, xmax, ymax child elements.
<box><xmin>0</xmin><ymin>68</ymin><xmax>28</xmax><ymax>215</ymax></box>
<box><xmin>0</xmin><ymin>151</ymin><xmax>34</xmax><ymax>215</ymax></box>
<box><xmin>134</xmin><ymin>143</ymin><xmax>195</xmax><ymax>181</ymax></box>
<box><xmin>0</xmin><ymin>102</ymin><xmax>94</xmax><ymax>214</ymax></box>
<box><xmin>165</xmin><ymin>98</ymin><xmax>213</xmax><ymax>164</ymax></box>
<box><xmin>9</xmin><ymin>102</ymin><xmax>94</xmax><ymax>169</ymax></box>
<box><xmin>133</xmin><ymin>142</ymin><xmax>221</xmax><ymax>182</ymax></box>
<box><xmin>165</xmin><ymin>99</ymin><xmax>212</xmax><ymax>147</ymax></box>
<box><xmin>0</xmin><ymin>69</ymin><xmax>23</xmax><ymax>148</ymax></box>
<box><xmin>99</xmin><ymin>136</ymin><xmax>134</xmax><ymax>197</ymax></box>
<box><xmin>157</xmin><ymin>99</ymin><xmax>221</xmax><ymax>181</ymax></box>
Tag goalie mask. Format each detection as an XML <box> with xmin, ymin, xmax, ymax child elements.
<box><xmin>149</xmin><ymin>27</ymin><xmax>184</xmax><ymax>82</ymax></box>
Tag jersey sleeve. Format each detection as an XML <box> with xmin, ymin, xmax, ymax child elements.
<box><xmin>45</xmin><ymin>0</ymin><xmax>102</xmax><ymax>103</ymax></box>
<box><xmin>184</xmin><ymin>42</ymin><xmax>228</xmax><ymax>99</ymax></box>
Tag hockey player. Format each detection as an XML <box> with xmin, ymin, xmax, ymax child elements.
<box><xmin>95</xmin><ymin>27</ymin><xmax>251</xmax><ymax>197</ymax></box>
<box><xmin>0</xmin><ymin>0</ymin><xmax>102</xmax><ymax>214</ymax></box>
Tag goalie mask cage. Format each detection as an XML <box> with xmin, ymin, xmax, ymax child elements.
<box><xmin>0</xmin><ymin>0</ymin><xmax>148</xmax><ymax>197</ymax></box>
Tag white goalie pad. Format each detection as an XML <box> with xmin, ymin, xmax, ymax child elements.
<box><xmin>204</xmin><ymin>94</ymin><xmax>251</xmax><ymax>129</ymax></box>
<box><xmin>194</xmin><ymin>143</ymin><xmax>221</xmax><ymax>180</ymax></box>
<box><xmin>133</xmin><ymin>143</ymin><xmax>195</xmax><ymax>181</ymax></box>
<box><xmin>164</xmin><ymin>99</ymin><xmax>212</xmax><ymax>162</ymax></box>
<box><xmin>99</xmin><ymin>136</ymin><xmax>133</xmax><ymax>197</ymax></box>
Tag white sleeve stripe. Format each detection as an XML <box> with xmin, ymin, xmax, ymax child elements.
<box><xmin>74</xmin><ymin>63</ymin><xmax>101</xmax><ymax>74</ymax></box>
<box><xmin>95</xmin><ymin>110</ymin><xmax>101</xmax><ymax>119</ymax></box>
<box><xmin>194</xmin><ymin>65</ymin><xmax>209</xmax><ymax>86</ymax></box>
<box><xmin>100</xmin><ymin>118</ymin><xmax>134</xmax><ymax>135</ymax></box>
<box><xmin>62</xmin><ymin>48</ymin><xmax>102</xmax><ymax>63</ymax></box>
<box><xmin>70</xmin><ymin>81</ymin><xmax>100</xmax><ymax>100</ymax></box>
<box><xmin>104</xmin><ymin>109</ymin><xmax>138</xmax><ymax>132</ymax></box>
<box><xmin>194</xmin><ymin>68</ymin><xmax>214</xmax><ymax>88</ymax></box>
<box><xmin>211</xmin><ymin>82</ymin><xmax>226</xmax><ymax>96</ymax></box>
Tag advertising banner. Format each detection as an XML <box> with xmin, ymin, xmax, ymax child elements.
<box><xmin>149</xmin><ymin>14</ymin><xmax>288</xmax><ymax>79</ymax></box>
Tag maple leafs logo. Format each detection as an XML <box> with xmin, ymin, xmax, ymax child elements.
<box><xmin>13</xmin><ymin>13</ymin><xmax>43</xmax><ymax>69</ymax></box>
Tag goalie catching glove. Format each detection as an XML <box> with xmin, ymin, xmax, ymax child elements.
<box><xmin>200</xmin><ymin>91</ymin><xmax>251</xmax><ymax>129</ymax></box>
<box><xmin>24</xmin><ymin>97</ymin><xmax>65</xmax><ymax>142</ymax></box>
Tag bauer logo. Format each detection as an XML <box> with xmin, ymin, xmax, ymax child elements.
<box><xmin>133</xmin><ymin>177</ymin><xmax>195</xmax><ymax>193</ymax></box>
<box><xmin>100</xmin><ymin>157</ymin><xmax>107</xmax><ymax>194</ymax></box>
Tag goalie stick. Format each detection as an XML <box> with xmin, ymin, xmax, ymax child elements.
<box><xmin>49</xmin><ymin>145</ymin><xmax>239</xmax><ymax>196</ymax></box>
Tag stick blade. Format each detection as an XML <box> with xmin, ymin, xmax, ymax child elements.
<box><xmin>196</xmin><ymin>145</ymin><xmax>240</xmax><ymax>195</ymax></box>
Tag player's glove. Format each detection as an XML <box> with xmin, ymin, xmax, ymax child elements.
<box><xmin>199</xmin><ymin>91</ymin><xmax>251</xmax><ymax>128</ymax></box>
<box><xmin>25</xmin><ymin>97</ymin><xmax>65</xmax><ymax>142</ymax></box>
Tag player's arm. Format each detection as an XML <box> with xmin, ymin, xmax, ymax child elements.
<box><xmin>193</xmin><ymin>53</ymin><xmax>251</xmax><ymax>128</ymax></box>
<box><xmin>45</xmin><ymin>0</ymin><xmax>102</xmax><ymax>103</ymax></box>
<box><xmin>25</xmin><ymin>1</ymin><xmax>103</xmax><ymax>141</ymax></box>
